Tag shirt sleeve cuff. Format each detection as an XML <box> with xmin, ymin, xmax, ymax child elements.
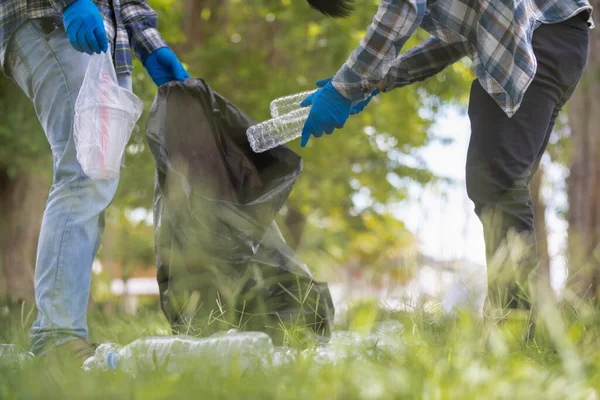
<box><xmin>331</xmin><ymin>65</ymin><xmax>378</xmax><ymax>102</ymax></box>
<box><xmin>133</xmin><ymin>28</ymin><xmax>168</xmax><ymax>64</ymax></box>
<box><xmin>379</xmin><ymin>72</ymin><xmax>393</xmax><ymax>93</ymax></box>
<box><xmin>380</xmin><ymin>66</ymin><xmax>411</xmax><ymax>93</ymax></box>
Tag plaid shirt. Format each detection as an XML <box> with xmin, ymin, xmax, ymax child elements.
<box><xmin>333</xmin><ymin>0</ymin><xmax>593</xmax><ymax>117</ymax></box>
<box><xmin>0</xmin><ymin>0</ymin><xmax>167</xmax><ymax>75</ymax></box>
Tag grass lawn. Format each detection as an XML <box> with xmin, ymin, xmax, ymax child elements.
<box><xmin>0</xmin><ymin>301</ymin><xmax>599</xmax><ymax>400</ymax></box>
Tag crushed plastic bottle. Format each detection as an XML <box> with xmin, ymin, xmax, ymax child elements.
<box><xmin>269</xmin><ymin>90</ymin><xmax>316</xmax><ymax>119</ymax></box>
<box><xmin>83</xmin><ymin>330</ymin><xmax>273</xmax><ymax>374</ymax></box>
<box><xmin>310</xmin><ymin>320</ymin><xmax>405</xmax><ymax>366</ymax></box>
<box><xmin>0</xmin><ymin>344</ymin><xmax>34</xmax><ymax>370</ymax></box>
<box><xmin>262</xmin><ymin>346</ymin><xmax>298</xmax><ymax>369</ymax></box>
<box><xmin>262</xmin><ymin>321</ymin><xmax>406</xmax><ymax>368</ymax></box>
<box><xmin>246</xmin><ymin>107</ymin><xmax>310</xmax><ymax>153</ymax></box>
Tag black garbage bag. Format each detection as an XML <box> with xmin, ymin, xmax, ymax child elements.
<box><xmin>146</xmin><ymin>79</ymin><xmax>334</xmax><ymax>345</ymax></box>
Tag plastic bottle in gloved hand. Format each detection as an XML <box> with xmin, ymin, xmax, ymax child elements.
<box><xmin>299</xmin><ymin>81</ymin><xmax>352</xmax><ymax>147</ymax></box>
<box><xmin>313</xmin><ymin>78</ymin><xmax>380</xmax><ymax>116</ymax></box>
<box><xmin>270</xmin><ymin>90</ymin><xmax>317</xmax><ymax>118</ymax></box>
<box><xmin>246</xmin><ymin>105</ymin><xmax>312</xmax><ymax>153</ymax></box>
<box><xmin>246</xmin><ymin>81</ymin><xmax>354</xmax><ymax>153</ymax></box>
<box><xmin>247</xmin><ymin>78</ymin><xmax>380</xmax><ymax>153</ymax></box>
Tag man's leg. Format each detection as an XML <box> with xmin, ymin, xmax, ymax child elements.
<box><xmin>465</xmin><ymin>15</ymin><xmax>590</xmax><ymax>310</ymax></box>
<box><xmin>5</xmin><ymin>19</ymin><xmax>131</xmax><ymax>355</ymax></box>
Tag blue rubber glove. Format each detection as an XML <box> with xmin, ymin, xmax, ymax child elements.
<box><xmin>300</xmin><ymin>81</ymin><xmax>352</xmax><ymax>147</ymax></box>
<box><xmin>144</xmin><ymin>47</ymin><xmax>191</xmax><ymax>87</ymax></box>
<box><xmin>63</xmin><ymin>0</ymin><xmax>108</xmax><ymax>55</ymax></box>
<box><xmin>316</xmin><ymin>78</ymin><xmax>379</xmax><ymax>115</ymax></box>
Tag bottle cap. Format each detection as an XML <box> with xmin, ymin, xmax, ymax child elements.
<box><xmin>107</xmin><ymin>352</ymin><xmax>118</xmax><ymax>369</ymax></box>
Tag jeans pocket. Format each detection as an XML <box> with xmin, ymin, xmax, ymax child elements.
<box><xmin>29</xmin><ymin>18</ymin><xmax>64</xmax><ymax>42</ymax></box>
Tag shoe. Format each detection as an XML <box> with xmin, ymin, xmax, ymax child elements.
<box><xmin>41</xmin><ymin>338</ymin><xmax>96</xmax><ymax>363</ymax></box>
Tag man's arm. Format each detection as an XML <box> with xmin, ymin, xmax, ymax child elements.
<box><xmin>332</xmin><ymin>0</ymin><xmax>427</xmax><ymax>102</ymax></box>
<box><xmin>120</xmin><ymin>0</ymin><xmax>168</xmax><ymax>64</ymax></box>
<box><xmin>379</xmin><ymin>36</ymin><xmax>467</xmax><ymax>92</ymax></box>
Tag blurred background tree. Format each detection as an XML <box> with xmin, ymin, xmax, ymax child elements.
<box><xmin>0</xmin><ymin>76</ymin><xmax>51</xmax><ymax>307</ymax></box>
<box><xmin>567</xmin><ymin>0</ymin><xmax>600</xmax><ymax>301</ymax></box>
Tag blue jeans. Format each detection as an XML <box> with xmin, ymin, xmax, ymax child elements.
<box><xmin>5</xmin><ymin>19</ymin><xmax>131</xmax><ymax>355</ymax></box>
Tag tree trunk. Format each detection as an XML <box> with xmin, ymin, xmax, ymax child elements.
<box><xmin>567</xmin><ymin>3</ymin><xmax>600</xmax><ymax>301</ymax></box>
<box><xmin>531</xmin><ymin>168</ymin><xmax>550</xmax><ymax>283</ymax></box>
<box><xmin>181</xmin><ymin>0</ymin><xmax>229</xmax><ymax>50</ymax></box>
<box><xmin>0</xmin><ymin>169</ymin><xmax>48</xmax><ymax>306</ymax></box>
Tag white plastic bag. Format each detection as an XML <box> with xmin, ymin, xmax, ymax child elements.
<box><xmin>74</xmin><ymin>52</ymin><xmax>144</xmax><ymax>180</ymax></box>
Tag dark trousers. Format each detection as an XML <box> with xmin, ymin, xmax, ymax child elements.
<box><xmin>466</xmin><ymin>12</ymin><xmax>590</xmax><ymax>309</ymax></box>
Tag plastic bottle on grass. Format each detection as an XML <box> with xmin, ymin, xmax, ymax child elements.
<box><xmin>269</xmin><ymin>90</ymin><xmax>316</xmax><ymax>118</ymax></box>
<box><xmin>310</xmin><ymin>320</ymin><xmax>405</xmax><ymax>365</ymax></box>
<box><xmin>83</xmin><ymin>330</ymin><xmax>274</xmax><ymax>374</ymax></box>
<box><xmin>246</xmin><ymin>107</ymin><xmax>310</xmax><ymax>153</ymax></box>
<box><xmin>0</xmin><ymin>344</ymin><xmax>34</xmax><ymax>369</ymax></box>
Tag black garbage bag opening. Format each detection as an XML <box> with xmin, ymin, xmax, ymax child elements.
<box><xmin>146</xmin><ymin>79</ymin><xmax>334</xmax><ymax>345</ymax></box>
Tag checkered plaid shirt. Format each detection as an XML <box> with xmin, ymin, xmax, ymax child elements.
<box><xmin>333</xmin><ymin>0</ymin><xmax>593</xmax><ymax>117</ymax></box>
<box><xmin>0</xmin><ymin>0</ymin><xmax>167</xmax><ymax>75</ymax></box>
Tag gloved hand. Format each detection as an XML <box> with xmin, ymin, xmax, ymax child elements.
<box><xmin>316</xmin><ymin>78</ymin><xmax>380</xmax><ymax>115</ymax></box>
<box><xmin>143</xmin><ymin>47</ymin><xmax>190</xmax><ymax>87</ymax></box>
<box><xmin>63</xmin><ymin>0</ymin><xmax>108</xmax><ymax>55</ymax></box>
<box><xmin>300</xmin><ymin>81</ymin><xmax>352</xmax><ymax>147</ymax></box>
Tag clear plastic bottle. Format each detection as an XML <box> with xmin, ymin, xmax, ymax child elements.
<box><xmin>311</xmin><ymin>320</ymin><xmax>405</xmax><ymax>365</ymax></box>
<box><xmin>0</xmin><ymin>344</ymin><xmax>34</xmax><ymax>369</ymax></box>
<box><xmin>83</xmin><ymin>330</ymin><xmax>273</xmax><ymax>374</ymax></box>
<box><xmin>269</xmin><ymin>90</ymin><xmax>316</xmax><ymax>118</ymax></box>
<box><xmin>247</xmin><ymin>107</ymin><xmax>310</xmax><ymax>153</ymax></box>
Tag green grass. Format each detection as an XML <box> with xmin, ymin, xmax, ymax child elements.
<box><xmin>0</xmin><ymin>301</ymin><xmax>599</xmax><ymax>400</ymax></box>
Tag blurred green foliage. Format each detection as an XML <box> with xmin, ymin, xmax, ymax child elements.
<box><xmin>0</xmin><ymin>74</ymin><xmax>51</xmax><ymax>179</ymax></box>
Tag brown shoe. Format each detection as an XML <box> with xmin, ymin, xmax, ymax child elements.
<box><xmin>41</xmin><ymin>339</ymin><xmax>96</xmax><ymax>363</ymax></box>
